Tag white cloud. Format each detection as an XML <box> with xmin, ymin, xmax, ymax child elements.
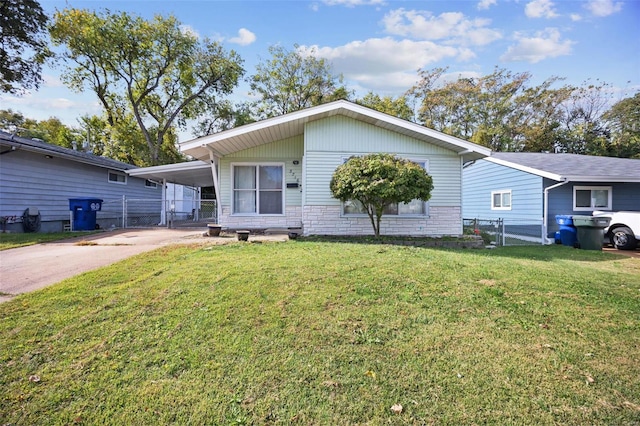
<box><xmin>477</xmin><ymin>0</ymin><xmax>497</xmax><ymax>10</ymax></box>
<box><xmin>179</xmin><ymin>25</ymin><xmax>200</xmax><ymax>39</ymax></box>
<box><xmin>298</xmin><ymin>37</ymin><xmax>467</xmax><ymax>93</ymax></box>
<box><xmin>500</xmin><ymin>28</ymin><xmax>574</xmax><ymax>63</ymax></box>
<box><xmin>0</xmin><ymin>92</ymin><xmax>102</xmax><ymax>125</ymax></box>
<box><xmin>3</xmin><ymin>94</ymin><xmax>77</xmax><ymax>110</ymax></box>
<box><xmin>456</xmin><ymin>48</ymin><xmax>477</xmax><ymax>62</ymax></box>
<box><xmin>570</xmin><ymin>13</ymin><xmax>583</xmax><ymax>21</ymax></box>
<box><xmin>42</xmin><ymin>74</ymin><xmax>64</xmax><ymax>88</ymax></box>
<box><xmin>441</xmin><ymin>70</ymin><xmax>483</xmax><ymax>84</ymax></box>
<box><xmin>228</xmin><ymin>28</ymin><xmax>256</xmax><ymax>46</ymax></box>
<box><xmin>585</xmin><ymin>0</ymin><xmax>623</xmax><ymax>17</ymax></box>
<box><xmin>322</xmin><ymin>0</ymin><xmax>385</xmax><ymax>6</ymax></box>
<box><xmin>525</xmin><ymin>0</ymin><xmax>558</xmax><ymax>18</ymax></box>
<box><xmin>382</xmin><ymin>8</ymin><xmax>502</xmax><ymax>46</ymax></box>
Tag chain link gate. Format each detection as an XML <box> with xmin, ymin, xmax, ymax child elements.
<box><xmin>464</xmin><ymin>218</ymin><xmax>545</xmax><ymax>246</ymax></box>
<box><xmin>97</xmin><ymin>197</ymin><xmax>217</xmax><ymax>229</ymax></box>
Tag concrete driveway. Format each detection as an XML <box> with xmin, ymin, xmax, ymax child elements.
<box><xmin>0</xmin><ymin>228</ymin><xmax>253</xmax><ymax>303</ymax></box>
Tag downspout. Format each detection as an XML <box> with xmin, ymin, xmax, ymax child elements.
<box><xmin>543</xmin><ymin>179</ymin><xmax>569</xmax><ymax>244</ymax></box>
<box><xmin>206</xmin><ymin>147</ymin><xmax>222</xmax><ymax>223</ymax></box>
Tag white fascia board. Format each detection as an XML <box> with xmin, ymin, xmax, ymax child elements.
<box><xmin>563</xmin><ymin>175</ymin><xmax>640</xmax><ymax>183</ymax></box>
<box><xmin>179</xmin><ymin>100</ymin><xmax>490</xmax><ymax>157</ymax></box>
<box><xmin>485</xmin><ymin>156</ymin><xmax>563</xmax><ymax>181</ymax></box>
<box><xmin>179</xmin><ymin>105</ymin><xmax>321</xmax><ymax>151</ymax></box>
<box><xmin>126</xmin><ymin>161</ymin><xmax>210</xmax><ymax>176</ymax></box>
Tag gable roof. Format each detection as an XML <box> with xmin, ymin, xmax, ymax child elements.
<box><xmin>180</xmin><ymin>100</ymin><xmax>491</xmax><ymax>161</ymax></box>
<box><xmin>0</xmin><ymin>131</ymin><xmax>137</xmax><ymax>171</ymax></box>
<box><xmin>486</xmin><ymin>152</ymin><xmax>640</xmax><ymax>183</ymax></box>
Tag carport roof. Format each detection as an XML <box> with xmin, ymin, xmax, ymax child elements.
<box><xmin>126</xmin><ymin>160</ymin><xmax>214</xmax><ymax>187</ymax></box>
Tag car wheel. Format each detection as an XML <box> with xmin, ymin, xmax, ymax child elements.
<box><xmin>610</xmin><ymin>226</ymin><xmax>637</xmax><ymax>250</ymax></box>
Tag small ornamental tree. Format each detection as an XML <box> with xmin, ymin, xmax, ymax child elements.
<box><xmin>330</xmin><ymin>153</ymin><xmax>434</xmax><ymax>237</ymax></box>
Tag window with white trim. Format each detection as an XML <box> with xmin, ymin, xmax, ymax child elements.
<box><xmin>108</xmin><ymin>170</ymin><xmax>126</xmax><ymax>184</ymax></box>
<box><xmin>573</xmin><ymin>186</ymin><xmax>612</xmax><ymax>211</ymax></box>
<box><xmin>342</xmin><ymin>159</ymin><xmax>428</xmax><ymax>216</ymax></box>
<box><xmin>491</xmin><ymin>190</ymin><xmax>512</xmax><ymax>210</ymax></box>
<box><xmin>145</xmin><ymin>180</ymin><xmax>158</xmax><ymax>188</ymax></box>
<box><xmin>232</xmin><ymin>164</ymin><xmax>284</xmax><ymax>215</ymax></box>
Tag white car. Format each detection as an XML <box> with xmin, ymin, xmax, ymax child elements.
<box><xmin>593</xmin><ymin>211</ymin><xmax>640</xmax><ymax>250</ymax></box>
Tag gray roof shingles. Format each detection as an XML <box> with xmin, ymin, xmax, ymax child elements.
<box><xmin>0</xmin><ymin>131</ymin><xmax>137</xmax><ymax>171</ymax></box>
<box><xmin>491</xmin><ymin>152</ymin><xmax>640</xmax><ymax>181</ymax></box>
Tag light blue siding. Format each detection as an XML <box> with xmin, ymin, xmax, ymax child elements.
<box><xmin>547</xmin><ymin>180</ymin><xmax>640</xmax><ymax>231</ymax></box>
<box><xmin>304</xmin><ymin>116</ymin><xmax>462</xmax><ymax>206</ymax></box>
<box><xmin>463</xmin><ymin>159</ymin><xmax>543</xmax><ymax>221</ymax></box>
<box><xmin>0</xmin><ymin>148</ymin><xmax>160</xmax><ymax>231</ymax></box>
<box><xmin>465</xmin><ymin>160</ymin><xmax>640</xmax><ymax>234</ymax></box>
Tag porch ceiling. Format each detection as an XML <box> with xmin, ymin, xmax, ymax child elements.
<box><xmin>126</xmin><ymin>160</ymin><xmax>214</xmax><ymax>188</ymax></box>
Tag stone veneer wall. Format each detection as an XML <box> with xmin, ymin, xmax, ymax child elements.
<box><xmin>220</xmin><ymin>206</ymin><xmax>303</xmax><ymax>230</ymax></box>
<box><xmin>302</xmin><ymin>205</ymin><xmax>462</xmax><ymax>236</ymax></box>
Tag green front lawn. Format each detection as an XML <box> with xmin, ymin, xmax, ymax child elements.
<box><xmin>0</xmin><ymin>231</ymin><xmax>99</xmax><ymax>250</ymax></box>
<box><xmin>1</xmin><ymin>242</ymin><xmax>638</xmax><ymax>424</ymax></box>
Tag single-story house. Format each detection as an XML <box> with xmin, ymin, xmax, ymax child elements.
<box><xmin>165</xmin><ymin>100</ymin><xmax>491</xmax><ymax>236</ymax></box>
<box><xmin>0</xmin><ymin>131</ymin><xmax>163</xmax><ymax>232</ymax></box>
<box><xmin>462</xmin><ymin>152</ymin><xmax>640</xmax><ymax>243</ymax></box>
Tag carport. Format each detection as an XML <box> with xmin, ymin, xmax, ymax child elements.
<box><xmin>126</xmin><ymin>160</ymin><xmax>217</xmax><ymax>225</ymax></box>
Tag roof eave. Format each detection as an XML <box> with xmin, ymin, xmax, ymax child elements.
<box><xmin>563</xmin><ymin>175</ymin><xmax>640</xmax><ymax>183</ymax></box>
<box><xmin>484</xmin><ymin>156</ymin><xmax>563</xmax><ymax>181</ymax></box>
<box><xmin>180</xmin><ymin>100</ymin><xmax>491</xmax><ymax>160</ymax></box>
<box><xmin>1</xmin><ymin>139</ymin><xmax>135</xmax><ymax>171</ymax></box>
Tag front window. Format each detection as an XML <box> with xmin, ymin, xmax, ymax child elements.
<box><xmin>573</xmin><ymin>186</ymin><xmax>612</xmax><ymax>211</ymax></box>
<box><xmin>108</xmin><ymin>170</ymin><xmax>126</xmax><ymax>184</ymax></box>
<box><xmin>342</xmin><ymin>159</ymin><xmax>428</xmax><ymax>216</ymax></box>
<box><xmin>233</xmin><ymin>164</ymin><xmax>284</xmax><ymax>215</ymax></box>
<box><xmin>491</xmin><ymin>190</ymin><xmax>511</xmax><ymax>210</ymax></box>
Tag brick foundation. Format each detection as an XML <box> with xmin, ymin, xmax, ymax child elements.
<box><xmin>302</xmin><ymin>205</ymin><xmax>462</xmax><ymax>236</ymax></box>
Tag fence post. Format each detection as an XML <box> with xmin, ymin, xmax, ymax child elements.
<box><xmin>501</xmin><ymin>218</ymin><xmax>505</xmax><ymax>246</ymax></box>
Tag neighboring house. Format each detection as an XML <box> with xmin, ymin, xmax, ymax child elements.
<box><xmin>462</xmin><ymin>152</ymin><xmax>640</xmax><ymax>243</ymax></box>
<box><xmin>169</xmin><ymin>100</ymin><xmax>490</xmax><ymax>236</ymax></box>
<box><xmin>0</xmin><ymin>131</ymin><xmax>161</xmax><ymax>232</ymax></box>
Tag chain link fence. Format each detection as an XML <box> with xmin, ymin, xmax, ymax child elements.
<box><xmin>97</xmin><ymin>197</ymin><xmax>217</xmax><ymax>229</ymax></box>
<box><xmin>464</xmin><ymin>218</ymin><xmax>544</xmax><ymax>246</ymax></box>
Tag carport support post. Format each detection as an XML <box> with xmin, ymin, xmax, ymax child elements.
<box><xmin>160</xmin><ymin>178</ymin><xmax>167</xmax><ymax>226</ymax></box>
<box><xmin>207</xmin><ymin>147</ymin><xmax>222</xmax><ymax>223</ymax></box>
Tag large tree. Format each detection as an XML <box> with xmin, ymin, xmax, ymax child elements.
<box><xmin>0</xmin><ymin>0</ymin><xmax>51</xmax><ymax>94</ymax></box>
<box><xmin>602</xmin><ymin>92</ymin><xmax>640</xmax><ymax>158</ymax></box>
<box><xmin>0</xmin><ymin>109</ymin><xmax>85</xmax><ymax>149</ymax></box>
<box><xmin>249</xmin><ymin>44</ymin><xmax>350</xmax><ymax>119</ymax></box>
<box><xmin>356</xmin><ymin>92</ymin><xmax>414</xmax><ymax>121</ymax></box>
<box><xmin>330</xmin><ymin>153</ymin><xmax>433</xmax><ymax>237</ymax></box>
<box><xmin>50</xmin><ymin>9</ymin><xmax>245</xmax><ymax>166</ymax></box>
<box><xmin>408</xmin><ymin>67</ymin><xmax>576</xmax><ymax>152</ymax></box>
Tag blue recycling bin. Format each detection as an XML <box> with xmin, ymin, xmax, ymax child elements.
<box><xmin>69</xmin><ymin>198</ymin><xmax>103</xmax><ymax>231</ymax></box>
<box><xmin>555</xmin><ymin>215</ymin><xmax>577</xmax><ymax>247</ymax></box>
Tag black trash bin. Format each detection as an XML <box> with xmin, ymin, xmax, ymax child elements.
<box><xmin>69</xmin><ymin>198</ymin><xmax>103</xmax><ymax>231</ymax></box>
<box><xmin>573</xmin><ymin>215</ymin><xmax>611</xmax><ymax>250</ymax></box>
<box><xmin>555</xmin><ymin>215</ymin><xmax>577</xmax><ymax>247</ymax></box>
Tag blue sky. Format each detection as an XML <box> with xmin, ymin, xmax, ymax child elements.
<box><xmin>2</xmin><ymin>0</ymin><xmax>639</xmax><ymax>140</ymax></box>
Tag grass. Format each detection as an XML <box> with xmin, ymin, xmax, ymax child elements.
<box><xmin>0</xmin><ymin>231</ymin><xmax>99</xmax><ymax>250</ymax></box>
<box><xmin>1</xmin><ymin>241</ymin><xmax>639</xmax><ymax>425</ymax></box>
